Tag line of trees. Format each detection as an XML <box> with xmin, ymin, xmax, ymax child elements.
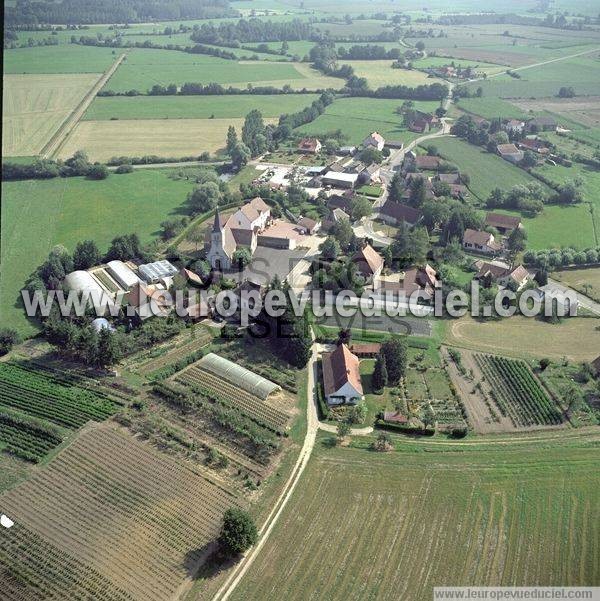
<box><xmin>6</xmin><ymin>0</ymin><xmax>235</xmax><ymax>26</ymax></box>
<box><xmin>190</xmin><ymin>18</ymin><xmax>311</xmax><ymax>45</ymax></box>
<box><xmin>3</xmin><ymin>152</ymin><xmax>108</xmax><ymax>182</ymax></box>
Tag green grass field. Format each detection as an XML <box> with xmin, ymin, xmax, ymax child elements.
<box><xmin>0</xmin><ymin>170</ymin><xmax>197</xmax><ymax>335</ymax></box>
<box><xmin>3</xmin><ymin>44</ymin><xmax>118</xmax><ymax>74</ymax></box>
<box><xmin>472</xmin><ymin>54</ymin><xmax>600</xmax><ymax>99</ymax></box>
<box><xmin>84</xmin><ymin>93</ymin><xmax>319</xmax><ymax>120</ymax></box>
<box><xmin>297</xmin><ymin>97</ymin><xmax>440</xmax><ymax>145</ymax></box>
<box><xmin>430</xmin><ymin>137</ymin><xmax>548</xmax><ymax>200</ymax></box>
<box><xmin>456</xmin><ymin>96</ymin><xmax>530</xmax><ymax>121</ymax></box>
<box><xmin>102</xmin><ymin>50</ymin><xmax>337</xmax><ymax>92</ymax></box>
<box><xmin>232</xmin><ymin>434</ymin><xmax>600</xmax><ymax>601</ymax></box>
<box><xmin>341</xmin><ymin>60</ymin><xmax>444</xmax><ymax>89</ymax></box>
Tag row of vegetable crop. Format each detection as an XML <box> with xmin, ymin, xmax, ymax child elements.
<box><xmin>476</xmin><ymin>355</ymin><xmax>562</xmax><ymax>426</ymax></box>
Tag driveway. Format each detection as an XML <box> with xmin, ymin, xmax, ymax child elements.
<box><xmin>547</xmin><ymin>277</ymin><xmax>600</xmax><ymax>316</ymax></box>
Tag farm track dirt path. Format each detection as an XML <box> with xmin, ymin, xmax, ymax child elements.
<box><xmin>470</xmin><ymin>46</ymin><xmax>600</xmax><ymax>82</ymax></box>
<box><xmin>41</xmin><ymin>52</ymin><xmax>126</xmax><ymax>159</ymax></box>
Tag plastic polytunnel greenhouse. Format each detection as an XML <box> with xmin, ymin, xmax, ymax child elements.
<box><xmin>198</xmin><ymin>353</ymin><xmax>281</xmax><ymax>400</ymax></box>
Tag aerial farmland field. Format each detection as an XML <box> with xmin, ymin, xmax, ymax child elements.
<box><xmin>0</xmin><ymin>426</ymin><xmax>241</xmax><ymax>601</ymax></box>
<box><xmin>3</xmin><ymin>44</ymin><xmax>118</xmax><ymax>74</ymax></box>
<box><xmin>83</xmin><ymin>93</ymin><xmax>320</xmax><ymax>120</ymax></box>
<box><xmin>429</xmin><ymin>137</ymin><xmax>549</xmax><ymax>200</ymax></box>
<box><xmin>102</xmin><ymin>50</ymin><xmax>343</xmax><ymax>93</ymax></box>
<box><xmin>58</xmin><ymin>116</ymin><xmax>277</xmax><ymax>161</ymax></box>
<box><xmin>2</xmin><ymin>73</ymin><xmax>100</xmax><ymax>156</ymax></box>
<box><xmin>231</xmin><ymin>437</ymin><xmax>600</xmax><ymax>601</ymax></box>
<box><xmin>340</xmin><ymin>60</ymin><xmax>444</xmax><ymax>88</ymax></box>
<box><xmin>0</xmin><ymin>169</ymin><xmax>197</xmax><ymax>334</ymax></box>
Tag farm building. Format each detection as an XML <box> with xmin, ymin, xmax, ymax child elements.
<box><xmin>107</xmin><ymin>260</ymin><xmax>140</xmax><ymax>290</ymax></box>
<box><xmin>64</xmin><ymin>270</ymin><xmax>105</xmax><ymax>296</ymax></box>
<box><xmin>339</xmin><ymin>145</ymin><xmax>357</xmax><ymax>155</ymax></box>
<box><xmin>298</xmin><ymin>138</ymin><xmax>322</xmax><ymax>154</ymax></box>
<box><xmin>349</xmin><ymin>343</ymin><xmax>381</xmax><ymax>358</ymax></box>
<box><xmin>362</xmin><ymin>131</ymin><xmax>385</xmax><ymax>151</ymax></box>
<box><xmin>197</xmin><ymin>353</ymin><xmax>281</xmax><ymax>400</ymax></box>
<box><xmin>378</xmin><ymin>201</ymin><xmax>423</xmax><ymax>227</ymax></box>
<box><xmin>298</xmin><ymin>216</ymin><xmax>321</xmax><ymax>234</ymax></box>
<box><xmin>352</xmin><ymin>244</ymin><xmax>384</xmax><ymax>287</ymax></box>
<box><xmin>138</xmin><ymin>260</ymin><xmax>179</xmax><ymax>284</ymax></box>
<box><xmin>503</xmin><ymin>119</ymin><xmax>525</xmax><ymax>134</ymax></box>
<box><xmin>462</xmin><ymin>229</ymin><xmax>502</xmax><ymax>254</ymax></box>
<box><xmin>322</xmin><ymin>344</ymin><xmax>363</xmax><ymax>406</ymax></box>
<box><xmin>485</xmin><ymin>213</ymin><xmax>521</xmax><ymax>234</ymax></box>
<box><xmin>527</xmin><ymin>116</ymin><xmax>557</xmax><ymax>132</ymax></box>
<box><xmin>497</xmin><ymin>143</ymin><xmax>524</xmax><ymax>164</ymax></box>
<box><xmin>475</xmin><ymin>261</ymin><xmax>531</xmax><ymax>290</ymax></box>
<box><xmin>322</xmin><ymin>171</ymin><xmax>359</xmax><ymax>189</ymax></box>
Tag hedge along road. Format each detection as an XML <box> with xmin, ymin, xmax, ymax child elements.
<box><xmin>41</xmin><ymin>52</ymin><xmax>126</xmax><ymax>159</ymax></box>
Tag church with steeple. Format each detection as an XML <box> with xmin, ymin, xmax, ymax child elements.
<box><xmin>206</xmin><ymin>197</ymin><xmax>271</xmax><ymax>270</ymax></box>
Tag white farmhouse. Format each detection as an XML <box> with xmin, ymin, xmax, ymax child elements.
<box><xmin>362</xmin><ymin>131</ymin><xmax>385</xmax><ymax>152</ymax></box>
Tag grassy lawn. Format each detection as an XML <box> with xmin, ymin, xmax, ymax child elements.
<box><xmin>84</xmin><ymin>93</ymin><xmax>319</xmax><ymax>120</ymax></box>
<box><xmin>3</xmin><ymin>44</ymin><xmax>118</xmax><ymax>74</ymax></box>
<box><xmin>430</xmin><ymin>137</ymin><xmax>549</xmax><ymax>201</ymax></box>
<box><xmin>0</xmin><ymin>170</ymin><xmax>196</xmax><ymax>335</ymax></box>
<box><xmin>444</xmin><ymin>315</ymin><xmax>600</xmax><ymax>362</ymax></box>
<box><xmin>232</xmin><ymin>436</ymin><xmax>600</xmax><ymax>600</ymax></box>
<box><xmin>552</xmin><ymin>267</ymin><xmax>600</xmax><ymax>303</ymax></box>
<box><xmin>297</xmin><ymin>97</ymin><xmax>440</xmax><ymax>145</ymax></box>
<box><xmin>359</xmin><ymin>359</ymin><xmax>395</xmax><ymax>425</ymax></box>
<box><xmin>357</xmin><ymin>184</ymin><xmax>382</xmax><ymax>197</ymax></box>
<box><xmin>522</xmin><ymin>203</ymin><xmax>597</xmax><ymax>250</ymax></box>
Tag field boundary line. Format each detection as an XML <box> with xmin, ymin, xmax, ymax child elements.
<box><xmin>469</xmin><ymin>46</ymin><xmax>600</xmax><ymax>82</ymax></box>
<box><xmin>40</xmin><ymin>53</ymin><xmax>126</xmax><ymax>159</ymax></box>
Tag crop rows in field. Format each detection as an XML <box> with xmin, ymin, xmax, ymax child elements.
<box><xmin>0</xmin><ymin>427</ymin><xmax>241</xmax><ymax>601</ymax></box>
<box><xmin>135</xmin><ymin>328</ymin><xmax>212</xmax><ymax>375</ymax></box>
<box><xmin>0</xmin><ymin>363</ymin><xmax>119</xmax><ymax>429</ymax></box>
<box><xmin>0</xmin><ymin>412</ymin><xmax>62</xmax><ymax>463</ymax></box>
<box><xmin>475</xmin><ymin>354</ymin><xmax>563</xmax><ymax>427</ymax></box>
<box><xmin>175</xmin><ymin>366</ymin><xmax>289</xmax><ymax>433</ymax></box>
<box><xmin>0</xmin><ymin>523</ymin><xmax>133</xmax><ymax>601</ymax></box>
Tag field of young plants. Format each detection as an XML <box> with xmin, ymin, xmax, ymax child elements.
<box><xmin>475</xmin><ymin>354</ymin><xmax>563</xmax><ymax>427</ymax></box>
<box><xmin>0</xmin><ymin>362</ymin><xmax>122</xmax><ymax>462</ymax></box>
<box><xmin>175</xmin><ymin>364</ymin><xmax>290</xmax><ymax>435</ymax></box>
<box><xmin>0</xmin><ymin>426</ymin><xmax>241</xmax><ymax>601</ymax></box>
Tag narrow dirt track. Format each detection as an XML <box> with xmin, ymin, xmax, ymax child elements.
<box><xmin>41</xmin><ymin>52</ymin><xmax>126</xmax><ymax>159</ymax></box>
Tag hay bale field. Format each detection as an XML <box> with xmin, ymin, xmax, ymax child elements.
<box><xmin>3</xmin><ymin>73</ymin><xmax>100</xmax><ymax>156</ymax></box>
<box><xmin>231</xmin><ymin>438</ymin><xmax>600</xmax><ymax>601</ymax></box>
<box><xmin>0</xmin><ymin>425</ymin><xmax>241</xmax><ymax>601</ymax></box>
<box><xmin>57</xmin><ymin>117</ymin><xmax>276</xmax><ymax>162</ymax></box>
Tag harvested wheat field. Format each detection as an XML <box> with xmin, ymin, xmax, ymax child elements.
<box><xmin>57</xmin><ymin>117</ymin><xmax>277</xmax><ymax>161</ymax></box>
<box><xmin>0</xmin><ymin>425</ymin><xmax>241</xmax><ymax>601</ymax></box>
<box><xmin>2</xmin><ymin>73</ymin><xmax>100</xmax><ymax>156</ymax></box>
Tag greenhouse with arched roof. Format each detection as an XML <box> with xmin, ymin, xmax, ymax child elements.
<box><xmin>198</xmin><ymin>353</ymin><xmax>280</xmax><ymax>400</ymax></box>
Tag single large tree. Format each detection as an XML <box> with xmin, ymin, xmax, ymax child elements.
<box><xmin>218</xmin><ymin>508</ymin><xmax>258</xmax><ymax>558</ymax></box>
<box><xmin>381</xmin><ymin>337</ymin><xmax>407</xmax><ymax>386</ymax></box>
<box><xmin>73</xmin><ymin>240</ymin><xmax>101</xmax><ymax>270</ymax></box>
<box><xmin>372</xmin><ymin>351</ymin><xmax>388</xmax><ymax>393</ymax></box>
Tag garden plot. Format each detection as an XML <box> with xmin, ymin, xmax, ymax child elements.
<box><xmin>3</xmin><ymin>73</ymin><xmax>100</xmax><ymax>156</ymax></box>
<box><xmin>0</xmin><ymin>425</ymin><xmax>240</xmax><ymax>601</ymax></box>
<box><xmin>475</xmin><ymin>354</ymin><xmax>564</xmax><ymax>428</ymax></box>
